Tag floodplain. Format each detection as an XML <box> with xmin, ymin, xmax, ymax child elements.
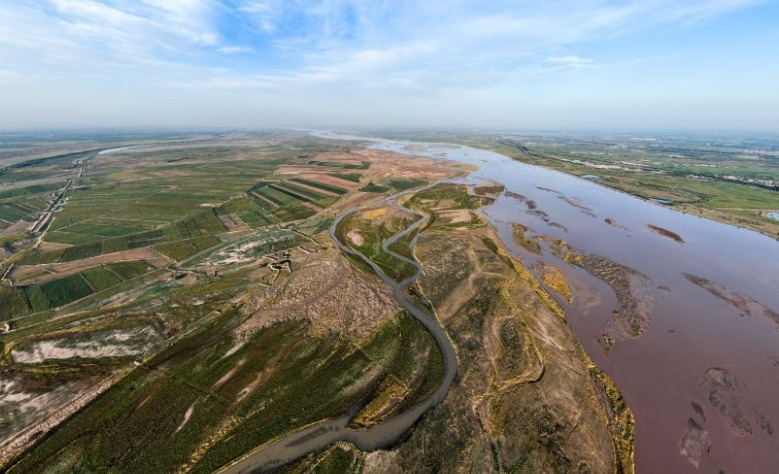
<box><xmin>1</xmin><ymin>129</ymin><xmax>776</xmax><ymax>474</ymax></box>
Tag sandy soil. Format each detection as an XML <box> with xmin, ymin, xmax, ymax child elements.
<box><xmin>175</xmin><ymin>403</ymin><xmax>197</xmax><ymax>435</ymax></box>
<box><xmin>219</xmin><ymin>213</ymin><xmax>250</xmax><ymax>232</ymax></box>
<box><xmin>684</xmin><ymin>273</ymin><xmax>779</xmax><ymax>324</ymax></box>
<box><xmin>0</xmin><ymin>220</ymin><xmax>32</xmax><ymax>237</ymax></box>
<box><xmin>367</xmin><ymin>198</ymin><xmax>625</xmax><ymax>473</ymax></box>
<box><xmin>438</xmin><ymin>209</ymin><xmax>471</xmax><ymax>224</ymax></box>
<box><xmin>11</xmin><ymin>326</ymin><xmax>160</xmax><ymax>364</ymax></box>
<box><xmin>37</xmin><ymin>241</ymin><xmax>73</xmax><ymax>251</ymax></box>
<box><xmin>238</xmin><ymin>247</ymin><xmax>399</xmax><ymax>339</ymax></box>
<box><xmin>347</xmin><ymin>231</ymin><xmax>364</xmax><ymax>246</ymax></box>
<box><xmin>296</xmin><ymin>173</ymin><xmax>362</xmax><ymax>190</ymax></box>
<box><xmin>647</xmin><ymin>224</ymin><xmax>685</xmax><ymax>244</ymax></box>
<box><xmin>353</xmin><ymin>149</ymin><xmax>456</xmax><ymax>183</ymax></box>
<box><xmin>577</xmin><ymin>253</ymin><xmax>654</xmax><ymax>351</ymax></box>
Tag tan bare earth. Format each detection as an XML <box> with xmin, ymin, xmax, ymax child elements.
<box><xmin>238</xmin><ymin>246</ymin><xmax>399</xmax><ymax>339</ymax></box>
<box><xmin>347</xmin><ymin>231</ymin><xmax>364</xmax><ymax>246</ymax></box>
<box><xmin>438</xmin><ymin>209</ymin><xmax>471</xmax><ymax>224</ymax></box>
<box><xmin>37</xmin><ymin>241</ymin><xmax>72</xmax><ymax>251</ymax></box>
<box><xmin>301</xmin><ymin>202</ymin><xmax>321</xmax><ymax>212</ymax></box>
<box><xmin>0</xmin><ymin>220</ymin><xmax>33</xmax><ymax>237</ymax></box>
<box><xmin>362</xmin><ymin>185</ymin><xmax>632</xmax><ymax>474</ymax></box>
<box><xmin>354</xmin><ymin>149</ymin><xmax>456</xmax><ymax>184</ymax></box>
<box><xmin>272</xmin><ymin>171</ymin><xmax>362</xmax><ymax>192</ymax></box>
<box><xmin>219</xmin><ymin>213</ymin><xmax>250</xmax><ymax>232</ymax></box>
<box><xmin>10</xmin><ymin>248</ymin><xmax>170</xmax><ymax>285</ymax></box>
<box><xmin>11</xmin><ymin>326</ymin><xmax>161</xmax><ymax>364</ymax></box>
<box><xmin>285</xmin><ymin>179</ymin><xmax>342</xmax><ymax>196</ymax></box>
<box><xmin>323</xmin><ymin>192</ymin><xmax>381</xmax><ymax>215</ymax></box>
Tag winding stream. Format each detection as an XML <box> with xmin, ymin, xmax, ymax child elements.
<box><xmin>354</xmin><ymin>134</ymin><xmax>779</xmax><ymax>473</ymax></box>
<box><xmin>219</xmin><ymin>191</ymin><xmax>457</xmax><ymax>474</ymax></box>
<box><xmin>223</xmin><ymin>131</ymin><xmax>779</xmax><ymax>473</ymax></box>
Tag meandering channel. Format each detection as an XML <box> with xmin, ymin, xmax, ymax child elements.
<box><xmin>345</xmin><ymin>133</ymin><xmax>779</xmax><ymax>473</ymax></box>
<box><xmin>217</xmin><ymin>191</ymin><xmax>458</xmax><ymax>474</ymax></box>
<box><xmin>222</xmin><ymin>131</ymin><xmax>779</xmax><ymax>473</ymax></box>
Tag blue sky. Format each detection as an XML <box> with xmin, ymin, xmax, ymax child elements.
<box><xmin>1</xmin><ymin>0</ymin><xmax>778</xmax><ymax>130</ymax></box>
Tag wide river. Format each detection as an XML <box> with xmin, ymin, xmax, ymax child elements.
<box><xmin>225</xmin><ymin>132</ymin><xmax>779</xmax><ymax>473</ymax></box>
<box><xmin>327</xmin><ymin>133</ymin><xmax>779</xmax><ymax>473</ymax></box>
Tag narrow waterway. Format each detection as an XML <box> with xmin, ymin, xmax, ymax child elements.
<box><xmin>218</xmin><ymin>191</ymin><xmax>457</xmax><ymax>474</ymax></box>
<box><xmin>225</xmin><ymin>131</ymin><xmax>779</xmax><ymax>473</ymax></box>
<box><xmin>350</xmin><ymin>134</ymin><xmax>779</xmax><ymax>474</ymax></box>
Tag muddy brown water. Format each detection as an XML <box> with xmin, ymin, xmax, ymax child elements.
<box><xmin>361</xmin><ymin>137</ymin><xmax>779</xmax><ymax>474</ymax></box>
<box><xmin>226</xmin><ymin>132</ymin><xmax>779</xmax><ymax>473</ymax></box>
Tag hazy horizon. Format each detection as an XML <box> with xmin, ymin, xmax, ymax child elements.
<box><xmin>1</xmin><ymin>1</ymin><xmax>778</xmax><ymax>131</ymax></box>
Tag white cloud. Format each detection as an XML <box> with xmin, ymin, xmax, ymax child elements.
<box><xmin>0</xmin><ymin>0</ymin><xmax>775</xmax><ymax>129</ymax></box>
<box><xmin>545</xmin><ymin>56</ymin><xmax>595</xmax><ymax>66</ymax></box>
<box><xmin>217</xmin><ymin>46</ymin><xmax>253</xmax><ymax>54</ymax></box>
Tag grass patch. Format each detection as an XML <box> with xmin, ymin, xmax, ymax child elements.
<box><xmin>81</xmin><ymin>266</ymin><xmax>124</xmax><ymax>292</ymax></box>
<box><xmin>290</xmin><ymin>177</ymin><xmax>348</xmax><ymax>195</ymax></box>
<box><xmin>388</xmin><ymin>178</ymin><xmax>426</xmax><ymax>191</ymax></box>
<box><xmin>360</xmin><ymin>182</ymin><xmax>391</xmax><ymax>193</ymax></box>
<box><xmin>154</xmin><ymin>236</ymin><xmax>221</xmax><ymax>262</ymax></box>
<box><xmin>39</xmin><ymin>273</ymin><xmax>93</xmax><ymax>307</ymax></box>
<box><xmin>273</xmin><ymin>204</ymin><xmax>316</xmax><ymax>222</ymax></box>
<box><xmin>329</xmin><ymin>172</ymin><xmax>362</xmax><ymax>183</ymax></box>
<box><xmin>0</xmin><ymin>287</ymin><xmax>31</xmax><ymax>320</ymax></box>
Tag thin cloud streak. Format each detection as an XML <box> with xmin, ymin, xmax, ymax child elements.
<box><xmin>0</xmin><ymin>0</ymin><xmax>776</xmax><ymax>129</ymax></box>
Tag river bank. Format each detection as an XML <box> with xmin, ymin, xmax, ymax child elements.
<box><xmin>315</xmin><ymin>131</ymin><xmax>779</xmax><ymax>473</ymax></box>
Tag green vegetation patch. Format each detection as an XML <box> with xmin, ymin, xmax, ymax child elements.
<box><xmin>273</xmin><ymin>204</ymin><xmax>316</xmax><ymax>222</ymax></box>
<box><xmin>0</xmin><ymin>182</ymin><xmax>61</xmax><ymax>200</ymax></box>
<box><xmin>154</xmin><ymin>236</ymin><xmax>221</xmax><ymax>262</ymax></box>
<box><xmin>219</xmin><ymin>196</ymin><xmax>275</xmax><ymax>228</ymax></box>
<box><xmin>360</xmin><ymin>182</ymin><xmax>391</xmax><ymax>193</ymax></box>
<box><xmin>39</xmin><ymin>273</ymin><xmax>93</xmax><ymax>307</ymax></box>
<box><xmin>388</xmin><ymin>178</ymin><xmax>426</xmax><ymax>191</ymax></box>
<box><xmin>81</xmin><ymin>266</ymin><xmax>124</xmax><ymax>291</ymax></box>
<box><xmin>336</xmin><ymin>211</ymin><xmax>418</xmax><ymax>282</ymax></box>
<box><xmin>329</xmin><ymin>172</ymin><xmax>362</xmax><ymax>183</ymax></box>
<box><xmin>272</xmin><ymin>182</ymin><xmax>326</xmax><ymax>201</ymax></box>
<box><xmin>24</xmin><ymin>286</ymin><xmax>51</xmax><ymax>312</ymax></box>
<box><xmin>6</xmin><ymin>315</ymin><xmax>387</xmax><ymax>474</ymax></box>
<box><xmin>105</xmin><ymin>261</ymin><xmax>154</xmax><ymax>280</ymax></box>
<box><xmin>290</xmin><ymin>177</ymin><xmax>348</xmax><ymax>195</ymax></box>
<box><xmin>0</xmin><ymin>287</ymin><xmax>31</xmax><ymax>320</ymax></box>
<box><xmin>2</xmin><ymin>260</ymin><xmax>157</xmax><ymax>319</ymax></box>
<box><xmin>29</xmin><ymin>209</ymin><xmax>229</xmax><ymax>264</ymax></box>
<box><xmin>408</xmin><ymin>183</ymin><xmax>485</xmax><ymax>210</ymax></box>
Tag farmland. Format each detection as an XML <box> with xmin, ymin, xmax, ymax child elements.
<box><xmin>0</xmin><ymin>131</ymin><xmax>463</xmax><ymax>472</ymax></box>
<box><xmin>1</xmin><ymin>131</ymin><xmax>635</xmax><ymax>474</ymax></box>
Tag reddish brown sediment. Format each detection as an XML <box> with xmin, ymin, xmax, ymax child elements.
<box><xmin>647</xmin><ymin>224</ymin><xmax>685</xmax><ymax>244</ymax></box>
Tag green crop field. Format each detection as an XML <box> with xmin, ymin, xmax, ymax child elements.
<box><xmin>254</xmin><ymin>185</ymin><xmax>301</xmax><ymax>206</ymax></box>
<box><xmin>388</xmin><ymin>178</ymin><xmax>426</xmax><ymax>191</ymax></box>
<box><xmin>291</xmin><ymin>177</ymin><xmax>348</xmax><ymax>195</ymax></box>
<box><xmin>219</xmin><ymin>196</ymin><xmax>275</xmax><ymax>227</ymax></box>
<box><xmin>0</xmin><ymin>287</ymin><xmax>30</xmax><ymax>320</ymax></box>
<box><xmin>273</xmin><ymin>203</ymin><xmax>316</xmax><ymax>222</ymax></box>
<box><xmin>82</xmin><ymin>266</ymin><xmax>124</xmax><ymax>291</ymax></box>
<box><xmin>39</xmin><ymin>273</ymin><xmax>94</xmax><ymax>307</ymax></box>
<box><xmin>360</xmin><ymin>182</ymin><xmax>391</xmax><ymax>193</ymax></box>
<box><xmin>0</xmin><ymin>259</ymin><xmax>159</xmax><ymax>320</ymax></box>
<box><xmin>106</xmin><ymin>261</ymin><xmax>154</xmax><ymax>280</ymax></box>
<box><xmin>154</xmin><ymin>236</ymin><xmax>221</xmax><ymax>261</ymax></box>
<box><xmin>329</xmin><ymin>172</ymin><xmax>362</xmax><ymax>183</ymax></box>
